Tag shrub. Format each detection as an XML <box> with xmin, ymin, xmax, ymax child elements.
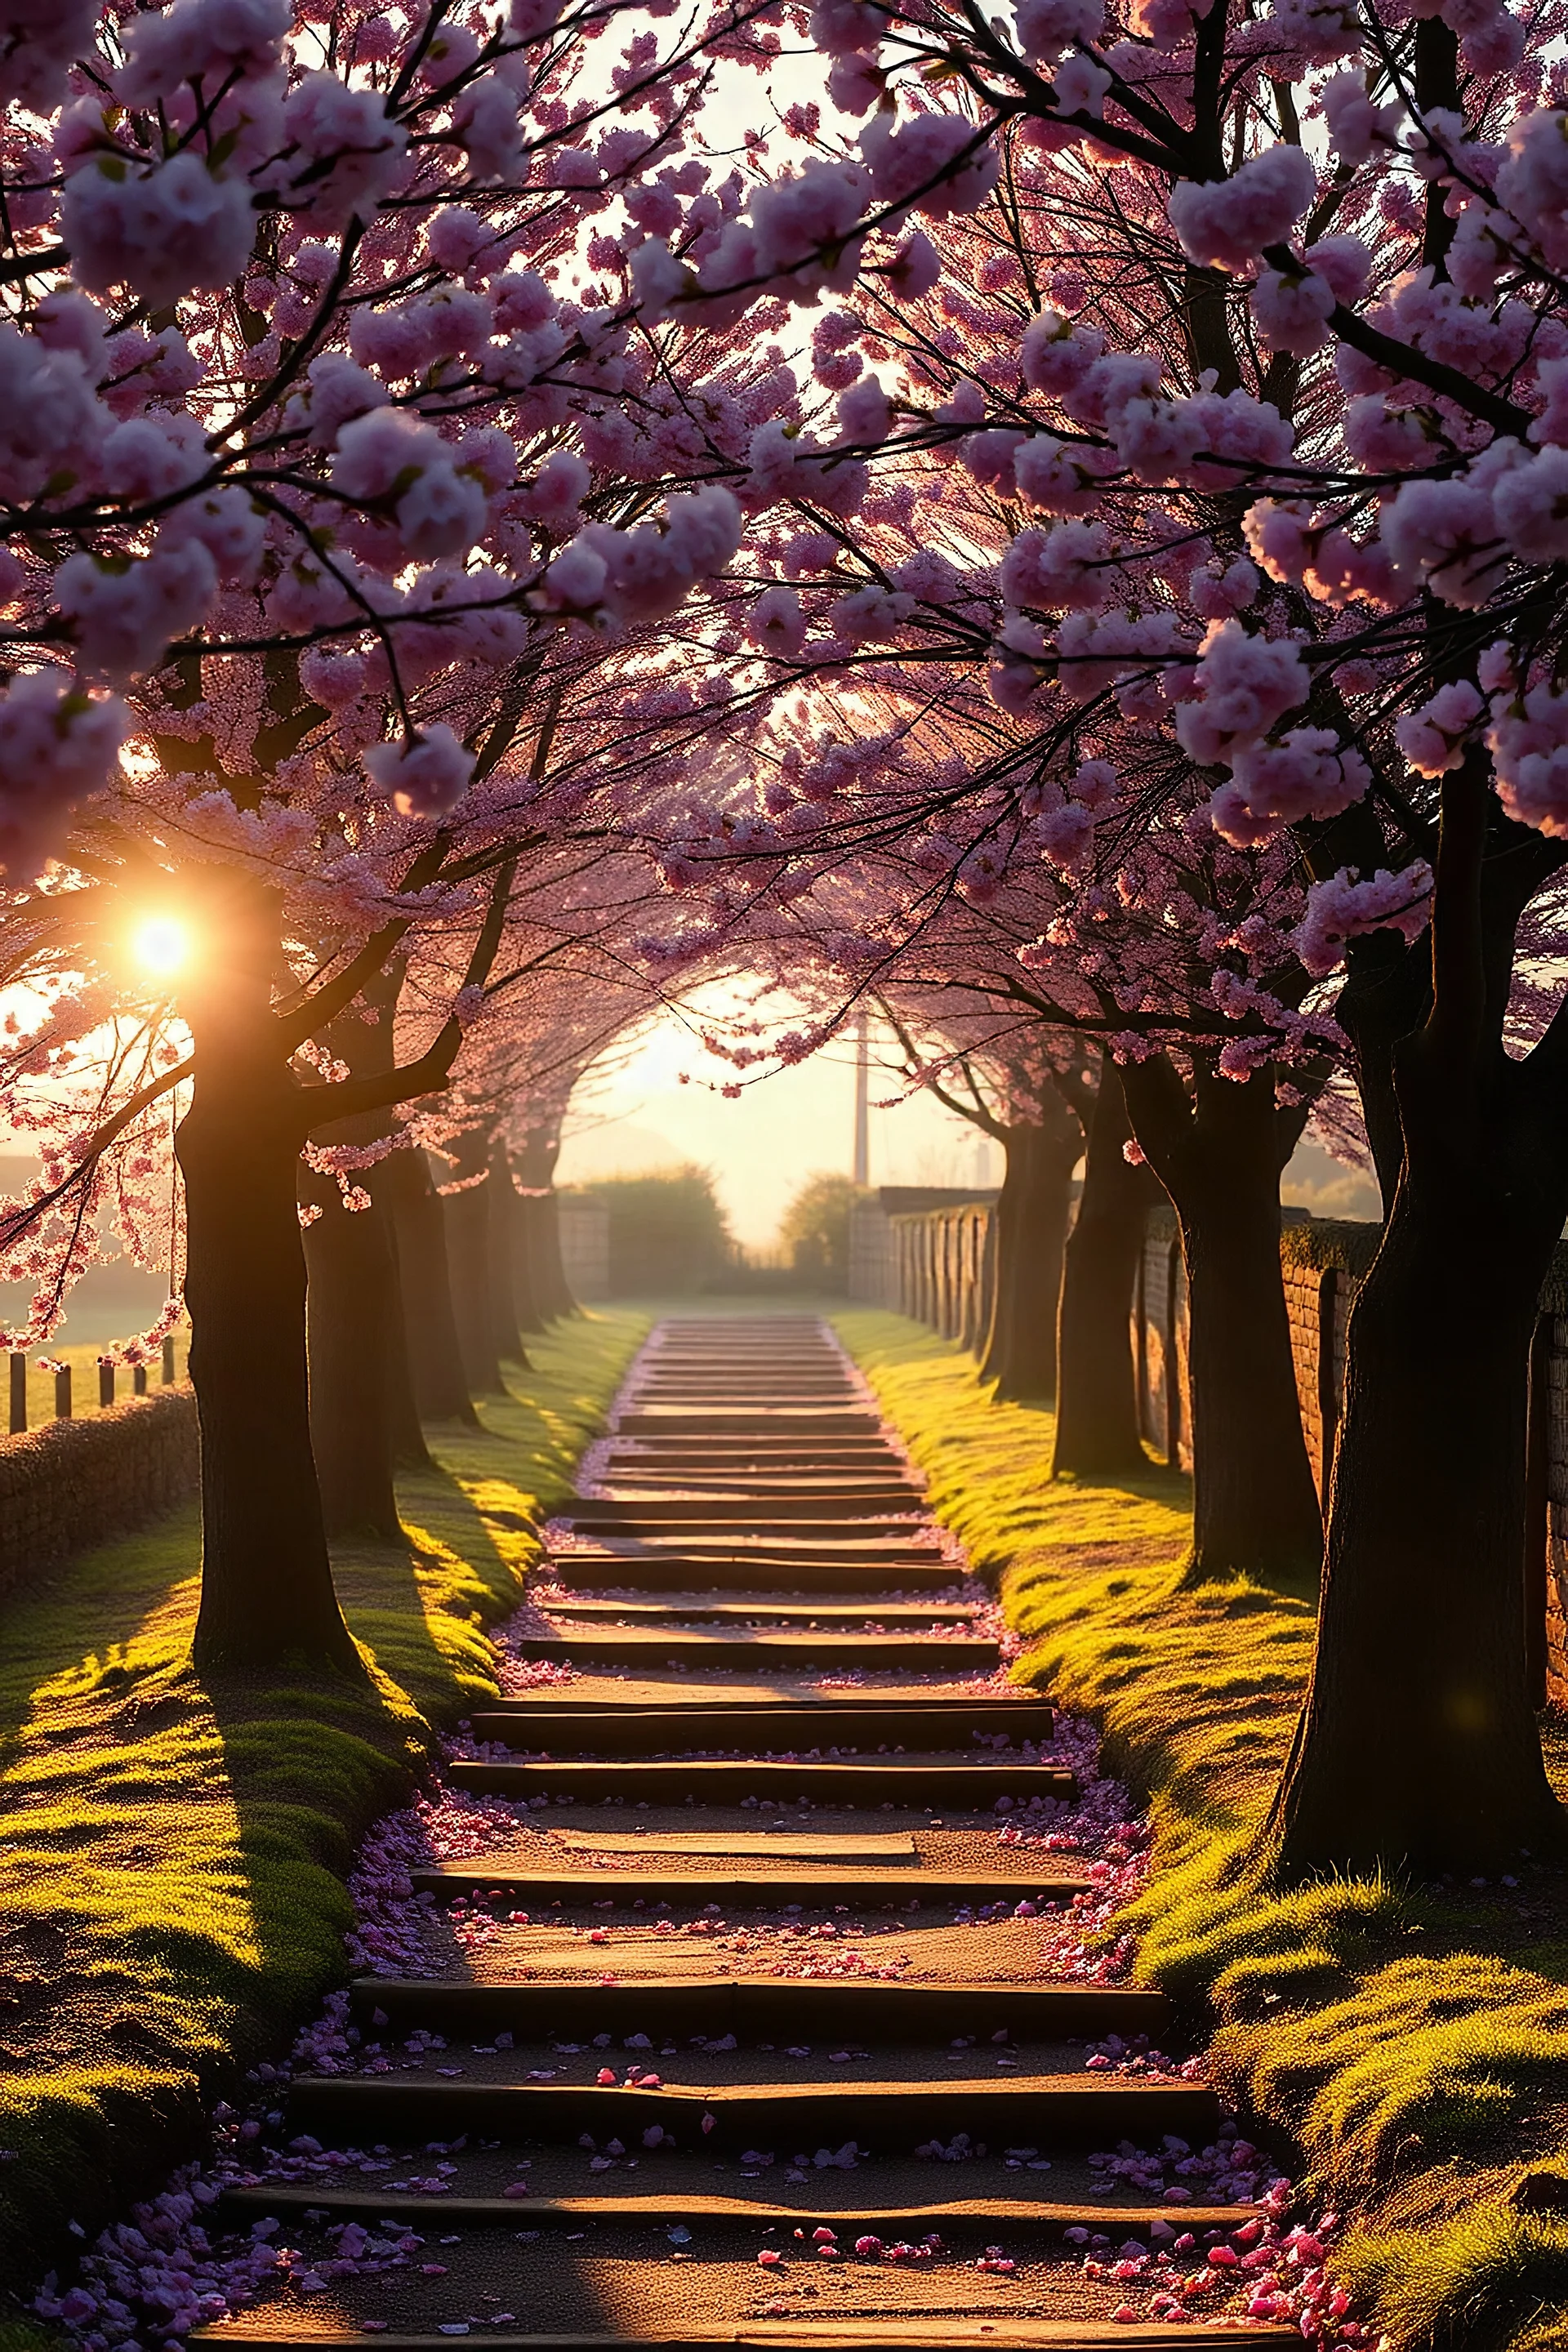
<box><xmin>578</xmin><ymin>1165</ymin><xmax>732</xmax><ymax>1295</ymax></box>
<box><xmin>778</xmin><ymin>1173</ymin><xmax>863</xmax><ymax>1293</ymax></box>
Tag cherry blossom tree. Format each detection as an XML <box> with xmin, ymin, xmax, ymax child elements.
<box><xmin>613</xmin><ymin>0</ymin><xmax>1568</xmax><ymax>1868</ymax></box>
<box><xmin>0</xmin><ymin>0</ymin><xmax>800</xmax><ymax>1673</ymax></box>
<box><xmin>666</xmin><ymin>621</ymin><xmax>1342</xmax><ymax>1579</ymax></box>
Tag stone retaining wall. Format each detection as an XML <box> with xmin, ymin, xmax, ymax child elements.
<box><xmin>877</xmin><ymin>1198</ymin><xmax>1568</xmax><ymax>1712</ymax></box>
<box><xmin>0</xmin><ymin>1387</ymin><xmax>198</xmax><ymax>1599</ymax></box>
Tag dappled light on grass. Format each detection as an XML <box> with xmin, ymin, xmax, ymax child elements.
<box><xmin>837</xmin><ymin>1306</ymin><xmax>1568</xmax><ymax>2352</ymax></box>
<box><xmin>0</xmin><ymin>1309</ymin><xmax>648</xmax><ymax>2283</ymax></box>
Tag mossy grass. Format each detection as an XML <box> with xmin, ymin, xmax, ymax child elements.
<box><xmin>835</xmin><ymin>1306</ymin><xmax>1568</xmax><ymax>2352</ymax></box>
<box><xmin>0</xmin><ymin>1307</ymin><xmax>650</xmax><ymax>2299</ymax></box>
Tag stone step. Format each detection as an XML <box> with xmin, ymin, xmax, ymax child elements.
<box><xmin>560</xmin><ymin>1496</ymin><xmax>923</xmax><ymax>1526</ymax></box>
<box><xmin>508</xmin><ymin>1633</ymin><xmax>998</xmax><ymax>1668</ymax></box>
<box><xmin>616</xmin><ymin>1412</ymin><xmax>883</xmax><ymax>1435</ymax></box>
<box><xmin>631</xmin><ymin>1380</ymin><xmax>859</xmax><ymax>1392</ymax></box>
<box><xmin>216</xmin><ymin>2182</ymin><xmax>1252</xmax><ymax>2237</ymax></box>
<box><xmin>192</xmin><ymin>1316</ymin><xmax>1281</xmax><ymax>2352</ymax></box>
<box><xmin>601</xmin><ymin>1463</ymin><xmax>908</xmax><ymax>1477</ymax></box>
<box><xmin>286</xmin><ymin>2071</ymin><xmax>1222</xmax><ymax>2149</ymax></box>
<box><xmin>491</xmin><ymin>1703</ymin><xmax>1001</xmax><ymax>1722</ymax></box>
<box><xmin>466</xmin><ymin>1703</ymin><xmax>1054</xmax><ymax>1751</ymax></box>
<box><xmin>537</xmin><ymin>1601</ymin><xmax>978</xmax><ymax>1629</ymax></box>
<box><xmin>597</xmin><ymin>1480</ymin><xmax>923</xmax><ymax>1499</ymax></box>
<box><xmin>599</xmin><ymin>1462</ymin><xmax>907</xmax><ymax>1480</ymax></box>
<box><xmin>194</xmin><ymin>2325</ymin><xmax>1295</xmax><ymax>2350</ymax></box>
<box><xmin>605</xmin><ymin>1436</ymin><xmax>898</xmax><ymax>1450</ymax></box>
<box><xmin>555</xmin><ymin>1536</ymin><xmax>943</xmax><ymax>1563</ymax></box>
<box><xmin>409</xmin><ymin>1864</ymin><xmax>1085</xmax><ymax>1907</ymax></box>
<box><xmin>630</xmin><ymin>1373</ymin><xmax>858</xmax><ymax>1384</ymax></box>
<box><xmin>345</xmin><ymin>1977</ymin><xmax>1170</xmax><ymax>2042</ymax></box>
<box><xmin>446</xmin><ymin>1758</ymin><xmax>1074</xmax><ymax>1803</ymax></box>
<box><xmin>541</xmin><ymin>1563</ymin><xmax>960</xmax><ymax>1599</ymax></box>
<box><xmin>557</xmin><ymin>1531</ymin><xmax>940</xmax><ymax>1558</ymax></box>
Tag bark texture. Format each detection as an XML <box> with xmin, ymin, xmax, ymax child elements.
<box><xmin>1267</xmin><ymin>760</ymin><xmax>1568</xmax><ymax>1873</ymax></box>
<box><xmin>1120</xmin><ymin>1053</ymin><xmax>1323</xmax><ymax>1585</ymax></box>
<box><xmin>446</xmin><ymin>1132</ymin><xmax>505</xmax><ymax>1394</ymax></box>
<box><xmin>1052</xmin><ymin>1060</ymin><xmax>1160</xmax><ymax>1479</ymax></box>
<box><xmin>301</xmin><ymin>1157</ymin><xmax>406</xmax><ymax>1540</ymax></box>
<box><xmin>521</xmin><ymin>1134</ymin><xmax>576</xmax><ymax>1320</ymax></box>
<box><xmin>180</xmin><ymin>884</ymin><xmax>359</xmax><ymax>1677</ymax></box>
<box><xmin>980</xmin><ymin>1086</ymin><xmax>1085</xmax><ymax>1401</ymax></box>
<box><xmin>378</xmin><ymin>1147</ymin><xmax>477</xmax><ymax>1425</ymax></box>
<box><xmin>496</xmin><ymin>1138</ymin><xmax>545</xmax><ymax>1345</ymax></box>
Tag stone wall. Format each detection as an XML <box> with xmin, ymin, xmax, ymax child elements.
<box><xmin>1132</xmin><ymin>1214</ymin><xmax>1376</xmax><ymax>1499</ymax></box>
<box><xmin>0</xmin><ymin>1386</ymin><xmax>198</xmax><ymax>1600</ymax></box>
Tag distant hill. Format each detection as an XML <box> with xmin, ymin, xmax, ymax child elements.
<box><xmin>555</xmin><ymin>1123</ymin><xmax>687</xmax><ymax>1184</ymax></box>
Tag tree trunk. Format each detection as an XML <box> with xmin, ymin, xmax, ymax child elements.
<box><xmin>446</xmin><ymin>1134</ymin><xmax>505</xmax><ymax>1394</ymax></box>
<box><xmin>497</xmin><ymin>1137</ymin><xmax>546</xmax><ymax>1335</ymax></box>
<box><xmin>1266</xmin><ymin>761</ymin><xmax>1568</xmax><ymax>1873</ymax></box>
<box><xmin>1265</xmin><ymin>1195</ymin><xmax>1564</xmax><ymax>1873</ymax></box>
<box><xmin>301</xmin><ymin>1160</ymin><xmax>405</xmax><ymax>1541</ymax></box>
<box><xmin>488</xmin><ymin>1141</ymin><xmax>533</xmax><ymax>1361</ymax></box>
<box><xmin>1052</xmin><ymin>1060</ymin><xmax>1159</xmax><ymax>1480</ymax></box>
<box><xmin>522</xmin><ymin>1135</ymin><xmax>576</xmax><ymax>1320</ymax></box>
<box><xmin>1122</xmin><ymin>1055</ymin><xmax>1323</xmax><ymax>1584</ymax></box>
<box><xmin>377</xmin><ymin>1146</ymin><xmax>477</xmax><ymax>1425</ymax></box>
<box><xmin>179</xmin><ymin>889</ymin><xmax>360</xmax><ymax>1679</ymax></box>
<box><xmin>980</xmin><ymin>1096</ymin><xmax>1082</xmax><ymax>1401</ymax></box>
<box><xmin>982</xmin><ymin>1147</ymin><xmax>1029</xmax><ymax>1383</ymax></box>
<box><xmin>381</xmin><ymin>1207</ymin><xmax>434</xmax><ymax>1468</ymax></box>
<box><xmin>513</xmin><ymin>1191</ymin><xmax>548</xmax><ymax>1333</ymax></box>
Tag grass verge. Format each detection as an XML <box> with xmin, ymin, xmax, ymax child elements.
<box><xmin>0</xmin><ymin>1307</ymin><xmax>649</xmax><ymax>2307</ymax></box>
<box><xmin>835</xmin><ymin>1307</ymin><xmax>1568</xmax><ymax>2352</ymax></box>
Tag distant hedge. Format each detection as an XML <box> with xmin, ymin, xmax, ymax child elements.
<box><xmin>571</xmin><ymin>1165</ymin><xmax>731</xmax><ymax>1294</ymax></box>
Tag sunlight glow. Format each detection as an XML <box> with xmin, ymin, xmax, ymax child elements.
<box><xmin>134</xmin><ymin>917</ymin><xmax>190</xmax><ymax>979</ymax></box>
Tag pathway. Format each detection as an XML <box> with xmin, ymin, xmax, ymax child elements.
<box><xmin>203</xmin><ymin>1315</ymin><xmax>1299</xmax><ymax>2349</ymax></box>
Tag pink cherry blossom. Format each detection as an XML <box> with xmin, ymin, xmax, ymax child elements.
<box><xmin>63</xmin><ymin>151</ymin><xmax>256</xmax><ymax>305</ymax></box>
<box><xmin>1173</xmin><ymin>619</ymin><xmax>1310</xmax><ymax>768</ymax></box>
<box><xmin>1166</xmin><ymin>146</ymin><xmax>1318</xmax><ymax>272</ymax></box>
<box><xmin>363</xmin><ymin>725</ymin><xmax>475</xmax><ymax>815</ymax></box>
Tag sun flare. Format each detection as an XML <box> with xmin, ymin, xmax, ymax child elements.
<box><xmin>134</xmin><ymin>916</ymin><xmax>190</xmax><ymax>978</ymax></box>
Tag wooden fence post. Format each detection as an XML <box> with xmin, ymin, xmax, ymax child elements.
<box><xmin>133</xmin><ymin>1362</ymin><xmax>149</xmax><ymax>1396</ymax></box>
<box><xmin>8</xmin><ymin>1351</ymin><xmax>24</xmax><ymax>1436</ymax></box>
<box><xmin>162</xmin><ymin>1335</ymin><xmax>176</xmax><ymax>1383</ymax></box>
<box><xmin>55</xmin><ymin>1365</ymin><xmax>71</xmax><ymax>1420</ymax></box>
<box><xmin>99</xmin><ymin>1361</ymin><xmax>115</xmax><ymax>1410</ymax></box>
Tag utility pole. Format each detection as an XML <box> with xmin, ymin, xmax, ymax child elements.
<box><xmin>853</xmin><ymin>1007</ymin><xmax>870</xmax><ymax>1186</ymax></box>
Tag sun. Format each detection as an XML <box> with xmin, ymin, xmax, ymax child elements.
<box><xmin>134</xmin><ymin>916</ymin><xmax>190</xmax><ymax>978</ymax></box>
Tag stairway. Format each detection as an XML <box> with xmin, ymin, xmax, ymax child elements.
<box><xmin>203</xmin><ymin>1316</ymin><xmax>1294</xmax><ymax>2350</ymax></box>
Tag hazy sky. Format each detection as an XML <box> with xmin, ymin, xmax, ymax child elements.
<box><xmin>556</xmin><ymin>991</ymin><xmax>999</xmax><ymax>1246</ymax></box>
<box><xmin>555</xmin><ymin>988</ymin><xmax>1382</xmax><ymax>1246</ymax></box>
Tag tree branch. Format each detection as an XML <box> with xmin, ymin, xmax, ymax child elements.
<box><xmin>295</xmin><ymin>855</ymin><xmax>516</xmax><ymax>1138</ymax></box>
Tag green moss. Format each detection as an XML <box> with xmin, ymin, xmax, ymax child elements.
<box><xmin>833</xmin><ymin>1307</ymin><xmax>1568</xmax><ymax>2352</ymax></box>
<box><xmin>1277</xmin><ymin>1219</ymin><xmax>1383</xmax><ymax>1276</ymax></box>
<box><xmin>0</xmin><ymin>1308</ymin><xmax>649</xmax><ymax>2293</ymax></box>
